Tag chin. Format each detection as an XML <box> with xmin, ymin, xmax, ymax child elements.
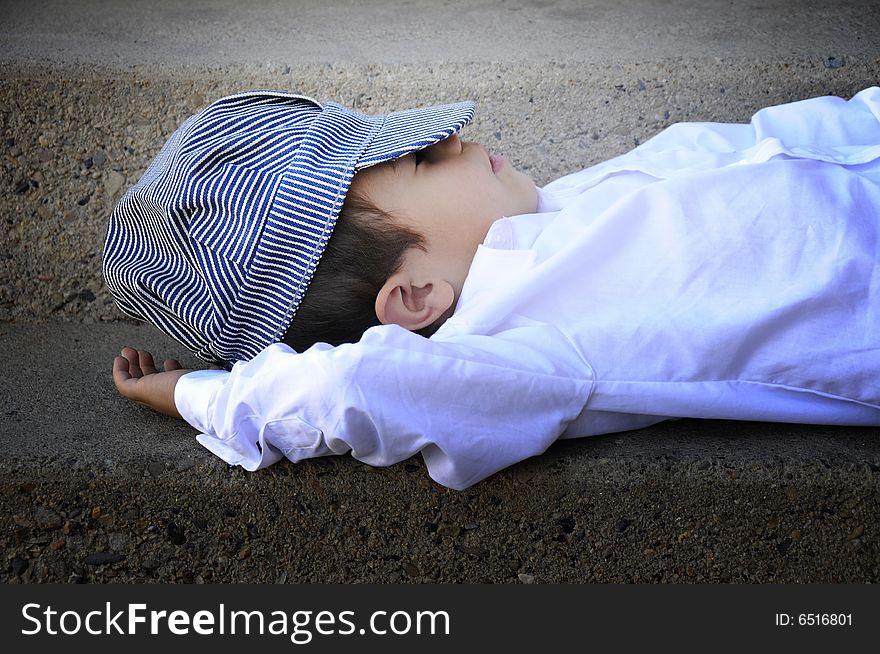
<box><xmin>512</xmin><ymin>173</ymin><xmax>538</xmax><ymax>210</ymax></box>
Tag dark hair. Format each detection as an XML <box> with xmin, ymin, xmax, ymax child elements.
<box><xmin>281</xmin><ymin>187</ymin><xmax>427</xmax><ymax>352</ymax></box>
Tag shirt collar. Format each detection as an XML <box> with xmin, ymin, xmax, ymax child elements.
<box><xmin>438</xmin><ymin>220</ymin><xmax>537</xmax><ymax>332</ymax></box>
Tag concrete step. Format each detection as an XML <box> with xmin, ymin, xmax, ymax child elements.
<box><xmin>1</xmin><ymin>322</ymin><xmax>878</xmax><ymax>583</ymax></box>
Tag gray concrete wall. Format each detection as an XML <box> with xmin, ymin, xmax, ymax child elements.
<box><xmin>1</xmin><ymin>1</ymin><xmax>878</xmax><ymax>583</ymax></box>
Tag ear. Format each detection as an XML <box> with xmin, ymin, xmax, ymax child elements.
<box><xmin>375</xmin><ymin>273</ymin><xmax>455</xmax><ymax>331</ymax></box>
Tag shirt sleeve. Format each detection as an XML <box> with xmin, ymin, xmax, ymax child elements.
<box><xmin>174</xmin><ymin>323</ymin><xmax>594</xmax><ymax>490</ymax></box>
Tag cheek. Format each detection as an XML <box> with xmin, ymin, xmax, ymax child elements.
<box><xmin>470</xmin><ymin>174</ymin><xmax>511</xmax><ymax>215</ymax></box>
<box><xmin>442</xmin><ymin>168</ymin><xmax>513</xmax><ymax>229</ymax></box>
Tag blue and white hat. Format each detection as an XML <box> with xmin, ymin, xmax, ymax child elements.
<box><xmin>102</xmin><ymin>91</ymin><xmax>475</xmax><ymax>367</ymax></box>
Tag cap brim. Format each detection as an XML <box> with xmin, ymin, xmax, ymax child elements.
<box><xmin>356</xmin><ymin>100</ymin><xmax>476</xmax><ymax>170</ymax></box>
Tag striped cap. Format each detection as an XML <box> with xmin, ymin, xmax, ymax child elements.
<box><xmin>102</xmin><ymin>91</ymin><xmax>475</xmax><ymax>367</ymax></box>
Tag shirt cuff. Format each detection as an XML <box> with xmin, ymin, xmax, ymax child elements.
<box><xmin>174</xmin><ymin>368</ymin><xmax>229</xmax><ymax>434</ymax></box>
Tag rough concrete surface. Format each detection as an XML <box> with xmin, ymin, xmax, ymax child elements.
<box><xmin>1</xmin><ymin>1</ymin><xmax>879</xmax><ymax>583</ymax></box>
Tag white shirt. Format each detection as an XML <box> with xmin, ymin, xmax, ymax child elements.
<box><xmin>175</xmin><ymin>88</ymin><xmax>880</xmax><ymax>490</ymax></box>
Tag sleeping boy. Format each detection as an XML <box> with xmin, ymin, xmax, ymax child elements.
<box><xmin>105</xmin><ymin>88</ymin><xmax>880</xmax><ymax>490</ymax></box>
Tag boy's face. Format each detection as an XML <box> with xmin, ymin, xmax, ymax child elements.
<box><xmin>350</xmin><ymin>133</ymin><xmax>538</xmax><ymax>294</ymax></box>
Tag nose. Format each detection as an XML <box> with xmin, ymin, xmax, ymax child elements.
<box><xmin>422</xmin><ymin>132</ymin><xmax>462</xmax><ymax>160</ymax></box>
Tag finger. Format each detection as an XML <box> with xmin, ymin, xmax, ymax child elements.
<box><xmin>112</xmin><ymin>355</ymin><xmax>134</xmax><ymax>395</ymax></box>
<box><xmin>121</xmin><ymin>346</ymin><xmax>143</xmax><ymax>378</ymax></box>
<box><xmin>112</xmin><ymin>355</ymin><xmax>131</xmax><ymax>382</ymax></box>
<box><xmin>164</xmin><ymin>359</ymin><xmax>182</xmax><ymax>371</ymax></box>
<box><xmin>138</xmin><ymin>349</ymin><xmax>158</xmax><ymax>375</ymax></box>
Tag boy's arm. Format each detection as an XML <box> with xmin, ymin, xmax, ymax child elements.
<box><xmin>112</xmin><ymin>346</ymin><xmax>194</xmax><ymax>419</ymax></box>
<box><xmin>173</xmin><ymin>323</ymin><xmax>594</xmax><ymax>490</ymax></box>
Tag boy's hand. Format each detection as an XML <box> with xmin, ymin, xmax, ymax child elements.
<box><xmin>112</xmin><ymin>347</ymin><xmax>193</xmax><ymax>419</ymax></box>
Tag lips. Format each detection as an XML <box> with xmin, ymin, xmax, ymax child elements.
<box><xmin>488</xmin><ymin>150</ymin><xmax>506</xmax><ymax>174</ymax></box>
<box><xmin>473</xmin><ymin>143</ymin><xmax>504</xmax><ymax>174</ymax></box>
